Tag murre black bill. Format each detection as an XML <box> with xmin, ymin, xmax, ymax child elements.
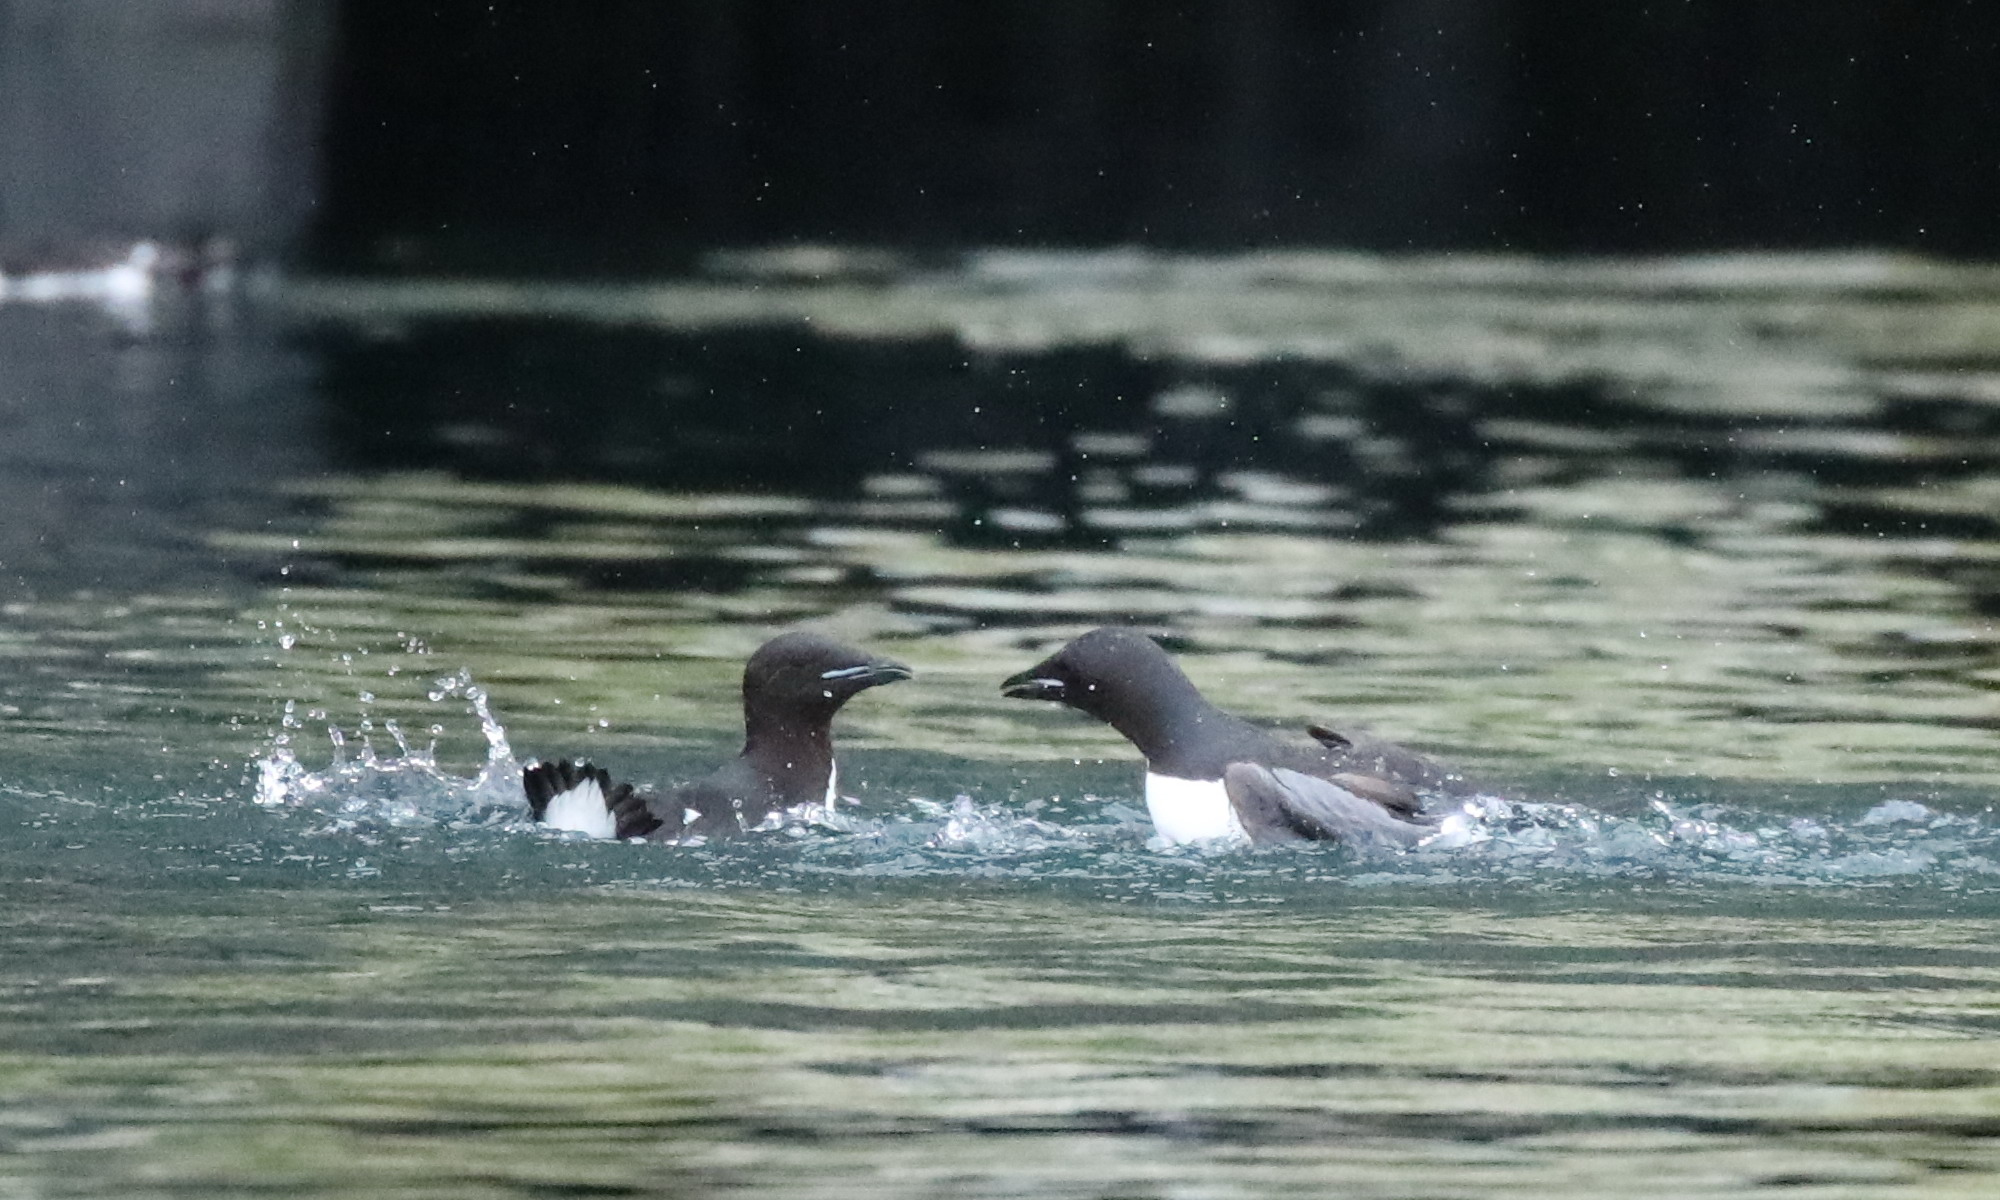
<box><xmin>999</xmin><ymin>669</ymin><xmax>1066</xmax><ymax>701</ymax></box>
<box><xmin>823</xmin><ymin>660</ymin><xmax>913</xmax><ymax>686</ymax></box>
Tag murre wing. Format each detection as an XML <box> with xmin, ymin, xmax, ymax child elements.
<box><xmin>1222</xmin><ymin>763</ymin><xmax>1436</xmax><ymax>847</ymax></box>
<box><xmin>1302</xmin><ymin>724</ymin><xmax>1447</xmax><ymax>814</ymax></box>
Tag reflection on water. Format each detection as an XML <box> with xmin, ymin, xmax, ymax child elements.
<box><xmin>235</xmin><ymin>255</ymin><xmax>2000</xmax><ymax>784</ymax></box>
<box><xmin>4</xmin><ymin>252</ymin><xmax>2000</xmax><ymax>1197</ymax></box>
<box><xmin>4</xmin><ymin>836</ymin><xmax>2000</xmax><ymax>1198</ymax></box>
<box><xmin>318</xmin><ymin>320</ymin><xmax>1500</xmax><ymax>543</ymax></box>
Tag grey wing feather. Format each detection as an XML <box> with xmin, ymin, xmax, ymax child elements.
<box><xmin>1326</xmin><ymin>770</ymin><xmax>1425</xmax><ymax>819</ymax></box>
<box><xmin>1223</xmin><ymin>763</ymin><xmax>1436</xmax><ymax>847</ymax></box>
<box><xmin>1305</xmin><ymin>724</ymin><xmax>1353</xmax><ymax>752</ymax></box>
<box><xmin>1303</xmin><ymin>722</ymin><xmax>1456</xmax><ymax>807</ymax></box>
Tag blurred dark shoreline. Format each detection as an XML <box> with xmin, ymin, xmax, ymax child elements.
<box><xmin>5</xmin><ymin>2</ymin><xmax>2000</xmax><ymax>274</ymax></box>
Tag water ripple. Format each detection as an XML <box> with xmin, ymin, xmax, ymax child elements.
<box><xmin>242</xmin><ymin>679</ymin><xmax>2000</xmax><ymax>897</ymax></box>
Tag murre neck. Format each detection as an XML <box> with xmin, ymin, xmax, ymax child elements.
<box><xmin>741</xmin><ymin>712</ymin><xmax>835</xmax><ymax>800</ymax></box>
<box><xmin>1103</xmin><ymin>683</ymin><xmax>1231</xmax><ymax>777</ymax></box>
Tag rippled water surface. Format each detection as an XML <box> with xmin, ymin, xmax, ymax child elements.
<box><xmin>4</xmin><ymin>251</ymin><xmax>2000</xmax><ymax>1197</ymax></box>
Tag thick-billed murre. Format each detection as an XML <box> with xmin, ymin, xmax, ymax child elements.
<box><xmin>523</xmin><ymin>632</ymin><xmax>911</xmax><ymax>840</ymax></box>
<box><xmin>1001</xmin><ymin>627</ymin><xmax>1467</xmax><ymax>846</ymax></box>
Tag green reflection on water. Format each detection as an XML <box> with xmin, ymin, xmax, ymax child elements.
<box><xmin>207</xmin><ymin>465</ymin><xmax>1997</xmax><ymax>790</ymax></box>
<box><xmin>6</xmin><ymin>253</ymin><xmax>2000</xmax><ymax>1197</ymax></box>
<box><xmin>5</xmin><ymin>887</ymin><xmax>2000</xmax><ymax>1198</ymax></box>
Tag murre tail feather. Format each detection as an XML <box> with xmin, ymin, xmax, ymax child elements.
<box><xmin>605</xmin><ymin>779</ymin><xmax>664</xmax><ymax>839</ymax></box>
<box><xmin>524</xmin><ymin>758</ymin><xmax>587</xmax><ymax>821</ymax></box>
<box><xmin>523</xmin><ymin>758</ymin><xmax>657</xmax><ymax>840</ymax></box>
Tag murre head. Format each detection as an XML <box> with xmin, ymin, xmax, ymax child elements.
<box><xmin>999</xmin><ymin>627</ymin><xmax>1210</xmax><ymax>737</ymax></box>
<box><xmin>743</xmin><ymin>631</ymin><xmax>911</xmax><ymax>728</ymax></box>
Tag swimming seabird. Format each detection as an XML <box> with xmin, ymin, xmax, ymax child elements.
<box><xmin>524</xmin><ymin>631</ymin><xmax>911</xmax><ymax>840</ymax></box>
<box><xmin>1001</xmin><ymin>627</ymin><xmax>1466</xmax><ymax>846</ymax></box>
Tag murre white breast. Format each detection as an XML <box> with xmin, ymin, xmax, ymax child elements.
<box><xmin>1145</xmin><ymin>772</ymin><xmax>1246</xmax><ymax>844</ymax></box>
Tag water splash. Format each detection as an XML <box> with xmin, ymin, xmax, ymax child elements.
<box><xmin>253</xmin><ymin>668</ymin><xmax>522</xmax><ymax>835</ymax></box>
<box><xmin>247</xmin><ymin>683</ymin><xmax>1998</xmax><ymax>891</ymax></box>
<box><xmin>1367</xmin><ymin>793</ymin><xmax>1999</xmax><ymax>887</ymax></box>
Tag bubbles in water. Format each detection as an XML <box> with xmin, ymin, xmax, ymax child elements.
<box><xmin>253</xmin><ymin>744</ymin><xmax>302</xmax><ymax>808</ymax></box>
<box><xmin>1860</xmin><ymin>799</ymin><xmax>1933</xmax><ymax>825</ymax></box>
<box><xmin>1391</xmin><ymin>792</ymin><xmax>1990</xmax><ymax>885</ymax></box>
<box><xmin>924</xmin><ymin>794</ymin><xmax>1078</xmax><ymax>855</ymax></box>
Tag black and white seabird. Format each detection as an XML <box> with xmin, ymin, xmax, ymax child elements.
<box><xmin>1001</xmin><ymin>627</ymin><xmax>1468</xmax><ymax>847</ymax></box>
<box><xmin>523</xmin><ymin>632</ymin><xmax>911</xmax><ymax>840</ymax></box>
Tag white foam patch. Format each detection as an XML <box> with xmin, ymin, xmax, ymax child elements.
<box><xmin>1145</xmin><ymin>772</ymin><xmax>1245</xmax><ymax>845</ymax></box>
<box><xmin>1418</xmin><ymin>803</ymin><xmax>1488</xmax><ymax>850</ymax></box>
<box><xmin>541</xmin><ymin>778</ymin><xmax>618</xmax><ymax>839</ymax></box>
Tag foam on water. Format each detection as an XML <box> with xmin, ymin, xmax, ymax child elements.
<box><xmin>1376</xmin><ymin>793</ymin><xmax>1999</xmax><ymax>887</ymax></box>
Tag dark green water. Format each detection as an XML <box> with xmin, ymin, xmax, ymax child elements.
<box><xmin>4</xmin><ymin>252</ymin><xmax>1999</xmax><ymax>1197</ymax></box>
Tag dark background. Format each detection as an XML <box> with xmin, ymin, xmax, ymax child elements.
<box><xmin>2</xmin><ymin>1</ymin><xmax>1997</xmax><ymax>269</ymax></box>
<box><xmin>318</xmin><ymin>0</ymin><xmax>2000</xmax><ymax>270</ymax></box>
